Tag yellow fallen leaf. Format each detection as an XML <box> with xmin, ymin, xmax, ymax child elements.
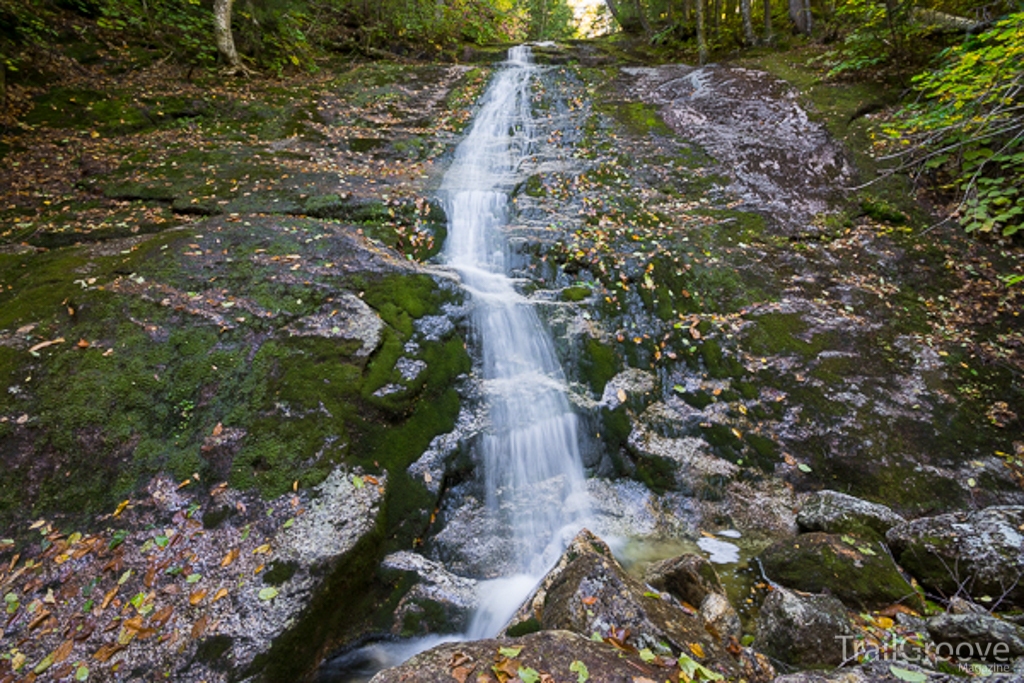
<box><xmin>213</xmin><ymin>587</ymin><xmax>229</xmax><ymax>603</ymax></box>
<box><xmin>113</xmin><ymin>499</ymin><xmax>130</xmax><ymax>517</ymax></box>
<box><xmin>221</xmin><ymin>548</ymin><xmax>239</xmax><ymax>567</ymax></box>
<box><xmin>616</xmin><ymin>388</ymin><xmax>627</xmax><ymax>402</ymax></box>
<box><xmin>253</xmin><ymin>544</ymin><xmax>271</xmax><ymax>555</ymax></box>
<box><xmin>688</xmin><ymin>642</ymin><xmax>705</xmax><ymax>658</ymax></box>
<box><xmin>189</xmin><ymin>588</ymin><xmax>207</xmax><ymax>605</ymax></box>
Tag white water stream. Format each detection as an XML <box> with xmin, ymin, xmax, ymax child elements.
<box><xmin>320</xmin><ymin>47</ymin><xmax>591</xmax><ymax>681</ymax></box>
<box><xmin>441</xmin><ymin>45</ymin><xmax>590</xmax><ymax>638</ymax></box>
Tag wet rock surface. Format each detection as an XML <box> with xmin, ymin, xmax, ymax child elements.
<box><xmin>506</xmin><ymin>530</ymin><xmax>739</xmax><ymax>677</ymax></box>
<box><xmin>621</xmin><ymin>64</ymin><xmax>853</xmax><ymax>233</ymax></box>
<box><xmin>381</xmin><ymin>551</ymin><xmax>477</xmax><ymax>636</ymax></box>
<box><xmin>886</xmin><ymin>506</ymin><xmax>1024</xmax><ymax>609</ymax></box>
<box><xmin>758</xmin><ymin>532</ymin><xmax>923</xmax><ymax>612</ymax></box>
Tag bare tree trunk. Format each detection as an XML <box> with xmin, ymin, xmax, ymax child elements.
<box><xmin>634</xmin><ymin>0</ymin><xmax>654</xmax><ymax>37</ymax></box>
<box><xmin>605</xmin><ymin>0</ymin><xmax>645</xmax><ymax>33</ymax></box>
<box><xmin>713</xmin><ymin>0</ymin><xmax>721</xmax><ymax>37</ymax></box>
<box><xmin>762</xmin><ymin>0</ymin><xmax>773</xmax><ymax>43</ymax></box>
<box><xmin>788</xmin><ymin>0</ymin><xmax>811</xmax><ymax>33</ymax></box>
<box><xmin>695</xmin><ymin>0</ymin><xmax>708</xmax><ymax>64</ymax></box>
<box><xmin>740</xmin><ymin>0</ymin><xmax>755</xmax><ymax>43</ymax></box>
<box><xmin>214</xmin><ymin>0</ymin><xmax>247</xmax><ymax>74</ymax></box>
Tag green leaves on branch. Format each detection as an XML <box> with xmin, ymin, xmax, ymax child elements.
<box><xmin>885</xmin><ymin>11</ymin><xmax>1024</xmax><ymax>237</ymax></box>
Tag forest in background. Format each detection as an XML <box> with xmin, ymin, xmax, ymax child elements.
<box><xmin>0</xmin><ymin>0</ymin><xmax>1021</xmax><ymax>241</ymax></box>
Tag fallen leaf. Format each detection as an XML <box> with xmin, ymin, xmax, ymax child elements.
<box><xmin>28</xmin><ymin>337</ymin><xmax>65</xmax><ymax>355</ymax></box>
<box><xmin>258</xmin><ymin>586</ymin><xmax>278</xmax><ymax>601</ymax></box>
<box><xmin>253</xmin><ymin>544</ymin><xmax>271</xmax><ymax>555</ymax></box>
<box><xmin>191</xmin><ymin>615</ymin><xmax>208</xmax><ymax>639</ymax></box>
<box><xmin>54</xmin><ymin>639</ymin><xmax>74</xmax><ymax>663</ymax></box>
<box><xmin>76</xmin><ymin>338</ymin><xmax>90</xmax><ymax>349</ymax></box>
<box><xmin>92</xmin><ymin>643</ymin><xmax>124</xmax><ymax>662</ymax></box>
<box><xmin>212</xmin><ymin>422</ymin><xmax>223</xmax><ymax>437</ymax></box>
<box><xmin>688</xmin><ymin>642</ymin><xmax>705</xmax><ymax>658</ymax></box>
<box><xmin>189</xmin><ymin>589</ymin><xmax>207</xmax><ymax>605</ymax></box>
<box><xmin>616</xmin><ymin>388</ymin><xmax>627</xmax><ymax>402</ymax></box>
<box><xmin>213</xmin><ymin>587</ymin><xmax>229</xmax><ymax>603</ymax></box>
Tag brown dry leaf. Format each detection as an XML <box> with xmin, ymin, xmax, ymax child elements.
<box><xmin>452</xmin><ymin>666</ymin><xmax>472</xmax><ymax>683</ymax></box>
<box><xmin>189</xmin><ymin>588</ymin><xmax>207</xmax><ymax>606</ymax></box>
<box><xmin>449</xmin><ymin>652</ymin><xmax>473</xmax><ymax>669</ymax></box>
<box><xmin>27</xmin><ymin>609</ymin><xmax>52</xmax><ymax>630</ymax></box>
<box><xmin>27</xmin><ymin>338</ymin><xmax>65</xmax><ymax>354</ymax></box>
<box><xmin>76</xmin><ymin>338</ymin><xmax>90</xmax><ymax>349</ymax></box>
<box><xmin>53</xmin><ymin>639</ymin><xmax>74</xmax><ymax>663</ymax></box>
<box><xmin>878</xmin><ymin>603</ymin><xmax>919</xmax><ymax>618</ymax></box>
<box><xmin>213</xmin><ymin>588</ymin><xmax>229</xmax><ymax>603</ymax></box>
<box><xmin>101</xmin><ymin>585</ymin><xmax>119</xmax><ymax>611</ymax></box>
<box><xmin>151</xmin><ymin>604</ymin><xmax>174</xmax><ymax>628</ymax></box>
<box><xmin>581</xmin><ymin>596</ymin><xmax>597</xmax><ymax>606</ymax></box>
<box><xmin>632</xmin><ymin>678</ymin><xmax>657</xmax><ymax>683</ymax></box>
<box><xmin>92</xmin><ymin>643</ymin><xmax>125</xmax><ymax>662</ymax></box>
<box><xmin>123</xmin><ymin>616</ymin><xmax>145</xmax><ymax>632</ymax></box>
<box><xmin>191</xmin><ymin>615</ymin><xmax>208</xmax><ymax>639</ymax></box>
<box><xmin>220</xmin><ymin>548</ymin><xmax>239</xmax><ymax>568</ymax></box>
<box><xmin>212</xmin><ymin>422</ymin><xmax>223</xmax><ymax>437</ymax></box>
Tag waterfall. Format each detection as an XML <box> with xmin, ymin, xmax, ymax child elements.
<box><xmin>440</xmin><ymin>45</ymin><xmax>590</xmax><ymax>637</ymax></box>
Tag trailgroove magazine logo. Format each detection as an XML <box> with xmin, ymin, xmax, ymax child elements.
<box><xmin>835</xmin><ymin>634</ymin><xmax>1016</xmax><ymax>674</ymax></box>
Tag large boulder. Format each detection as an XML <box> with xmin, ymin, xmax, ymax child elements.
<box><xmin>926</xmin><ymin>613</ymin><xmax>1024</xmax><ymax>659</ymax></box>
<box><xmin>505</xmin><ymin>529</ymin><xmax>754</xmax><ymax>680</ymax></box>
<box><xmin>368</xmin><ymin>630</ymin><xmax>740</xmax><ymax>683</ymax></box>
<box><xmin>644</xmin><ymin>553</ymin><xmax>742</xmax><ymax>639</ymax></box>
<box><xmin>797</xmin><ymin>490</ymin><xmax>906</xmax><ymax>540</ymax></box>
<box><xmin>886</xmin><ymin>506</ymin><xmax>1024</xmax><ymax>609</ymax></box>
<box><xmin>758</xmin><ymin>532</ymin><xmax>924</xmax><ymax>612</ymax></box>
<box><xmin>381</xmin><ymin>551</ymin><xmax>477</xmax><ymax>636</ymax></box>
<box><xmin>773</xmin><ymin>660</ymin><xmax>955</xmax><ymax>681</ymax></box>
<box><xmin>753</xmin><ymin>587</ymin><xmax>853</xmax><ymax>668</ymax></box>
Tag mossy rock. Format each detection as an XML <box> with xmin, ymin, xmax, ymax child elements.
<box><xmin>758</xmin><ymin>532</ymin><xmax>924</xmax><ymax>613</ymax></box>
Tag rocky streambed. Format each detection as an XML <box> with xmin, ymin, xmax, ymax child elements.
<box><xmin>1</xmin><ymin>40</ymin><xmax>1022</xmax><ymax>682</ymax></box>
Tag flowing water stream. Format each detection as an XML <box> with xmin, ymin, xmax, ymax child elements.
<box><xmin>442</xmin><ymin>44</ymin><xmax>590</xmax><ymax>637</ymax></box>
<box><xmin>320</xmin><ymin>46</ymin><xmax>590</xmax><ymax>681</ymax></box>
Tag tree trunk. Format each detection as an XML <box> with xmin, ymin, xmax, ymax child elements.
<box><xmin>762</xmin><ymin>0</ymin><xmax>773</xmax><ymax>43</ymax></box>
<box><xmin>695</xmin><ymin>0</ymin><xmax>708</xmax><ymax>64</ymax></box>
<box><xmin>713</xmin><ymin>0</ymin><xmax>721</xmax><ymax>37</ymax></box>
<box><xmin>740</xmin><ymin>0</ymin><xmax>755</xmax><ymax>43</ymax></box>
<box><xmin>634</xmin><ymin>0</ymin><xmax>654</xmax><ymax>37</ymax></box>
<box><xmin>605</xmin><ymin>0</ymin><xmax>645</xmax><ymax>33</ymax></box>
<box><xmin>213</xmin><ymin>0</ymin><xmax>245</xmax><ymax>73</ymax></box>
<box><xmin>788</xmin><ymin>0</ymin><xmax>811</xmax><ymax>33</ymax></box>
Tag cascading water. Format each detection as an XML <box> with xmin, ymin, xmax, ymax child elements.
<box><xmin>441</xmin><ymin>45</ymin><xmax>590</xmax><ymax>637</ymax></box>
<box><xmin>318</xmin><ymin>47</ymin><xmax>590</xmax><ymax>682</ymax></box>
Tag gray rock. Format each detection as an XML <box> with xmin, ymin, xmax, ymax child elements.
<box><xmin>601</xmin><ymin>368</ymin><xmax>656</xmax><ymax>408</ymax></box>
<box><xmin>758</xmin><ymin>532</ymin><xmax>923</xmax><ymax>612</ymax></box>
<box><xmin>368</xmin><ymin>629</ymin><xmax>693</xmax><ymax>683</ymax></box>
<box><xmin>382</xmin><ymin>551</ymin><xmax>477</xmax><ymax>636</ymax></box>
<box><xmin>797</xmin><ymin>489</ymin><xmax>906</xmax><ymax>539</ymax></box>
<box><xmin>506</xmin><ymin>530</ymin><xmax>744</xmax><ymax>678</ymax></box>
<box><xmin>644</xmin><ymin>552</ymin><xmax>742</xmax><ymax>640</ymax></box>
<box><xmin>702</xmin><ymin>591</ymin><xmax>743</xmax><ymax>641</ymax></box>
<box><xmin>773</xmin><ymin>660</ymin><xmax>955</xmax><ymax>681</ymax></box>
<box><xmin>286</xmin><ymin>292</ymin><xmax>383</xmax><ymax>357</ymax></box>
<box><xmin>645</xmin><ymin>553</ymin><xmax>727</xmax><ymax>607</ymax></box>
<box><xmin>627</xmin><ymin>424</ymin><xmax>738</xmax><ymax>494</ymax></box>
<box><xmin>754</xmin><ymin>587</ymin><xmax>853</xmax><ymax>668</ymax></box>
<box><xmin>926</xmin><ymin>613</ymin><xmax>1024</xmax><ymax>658</ymax></box>
<box><xmin>886</xmin><ymin>506</ymin><xmax>1024</xmax><ymax>609</ymax></box>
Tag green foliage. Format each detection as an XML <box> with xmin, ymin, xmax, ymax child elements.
<box><xmin>819</xmin><ymin>0</ymin><xmax>930</xmax><ymax>77</ymax></box>
<box><xmin>886</xmin><ymin>11</ymin><xmax>1024</xmax><ymax>236</ymax></box>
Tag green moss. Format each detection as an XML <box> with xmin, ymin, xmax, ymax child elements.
<box><xmin>195</xmin><ymin>635</ymin><xmax>234</xmax><ymax>668</ymax></box>
<box><xmin>579</xmin><ymin>337</ymin><xmax>619</xmax><ymax>394</ymax></box>
<box><xmin>506</xmin><ymin>617</ymin><xmax>543</xmax><ymax>637</ymax></box>
<box><xmin>561</xmin><ymin>285</ymin><xmax>591</xmax><ymax>302</ymax></box>
<box><xmin>743</xmin><ymin>313</ymin><xmax>830</xmax><ymax>359</ymax></box>
<box><xmin>263</xmin><ymin>561</ymin><xmax>299</xmax><ymax>586</ymax></box>
<box><xmin>602</xmin><ymin>101</ymin><xmax>673</xmax><ymax>137</ymax></box>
